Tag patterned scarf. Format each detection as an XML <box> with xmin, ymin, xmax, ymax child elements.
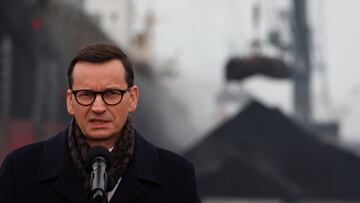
<box><xmin>67</xmin><ymin>117</ymin><xmax>135</xmax><ymax>198</ymax></box>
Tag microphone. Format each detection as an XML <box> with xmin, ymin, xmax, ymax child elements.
<box><xmin>86</xmin><ymin>146</ymin><xmax>112</xmax><ymax>203</ymax></box>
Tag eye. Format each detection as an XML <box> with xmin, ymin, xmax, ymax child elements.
<box><xmin>77</xmin><ymin>90</ymin><xmax>93</xmax><ymax>97</ymax></box>
<box><xmin>104</xmin><ymin>90</ymin><xmax>121</xmax><ymax>96</ymax></box>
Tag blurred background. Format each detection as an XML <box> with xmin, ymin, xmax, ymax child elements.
<box><xmin>1</xmin><ymin>0</ymin><xmax>360</xmax><ymax>202</ymax></box>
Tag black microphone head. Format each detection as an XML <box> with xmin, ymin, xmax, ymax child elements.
<box><xmin>86</xmin><ymin>146</ymin><xmax>112</xmax><ymax>171</ymax></box>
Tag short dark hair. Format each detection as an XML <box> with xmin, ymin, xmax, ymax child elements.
<box><xmin>67</xmin><ymin>42</ymin><xmax>134</xmax><ymax>88</ymax></box>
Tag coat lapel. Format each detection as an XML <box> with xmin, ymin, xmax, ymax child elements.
<box><xmin>109</xmin><ymin>175</ymin><xmax>146</xmax><ymax>203</ymax></box>
<box><xmin>37</xmin><ymin>130</ymin><xmax>88</xmax><ymax>203</ymax></box>
<box><xmin>52</xmin><ymin>160</ymin><xmax>88</xmax><ymax>203</ymax></box>
<box><xmin>110</xmin><ymin>132</ymin><xmax>163</xmax><ymax>203</ymax></box>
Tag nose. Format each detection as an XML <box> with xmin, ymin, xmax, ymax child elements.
<box><xmin>90</xmin><ymin>95</ymin><xmax>106</xmax><ymax>113</ymax></box>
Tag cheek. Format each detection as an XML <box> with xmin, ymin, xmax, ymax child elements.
<box><xmin>111</xmin><ymin>107</ymin><xmax>129</xmax><ymax>125</ymax></box>
<box><xmin>72</xmin><ymin>107</ymin><xmax>88</xmax><ymax>121</ymax></box>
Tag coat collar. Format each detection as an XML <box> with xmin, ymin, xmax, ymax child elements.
<box><xmin>37</xmin><ymin>129</ymin><xmax>88</xmax><ymax>203</ymax></box>
<box><xmin>110</xmin><ymin>131</ymin><xmax>163</xmax><ymax>202</ymax></box>
<box><xmin>37</xmin><ymin>129</ymin><xmax>68</xmax><ymax>182</ymax></box>
<box><xmin>37</xmin><ymin>129</ymin><xmax>163</xmax><ymax>203</ymax></box>
<box><xmin>130</xmin><ymin>130</ymin><xmax>162</xmax><ymax>185</ymax></box>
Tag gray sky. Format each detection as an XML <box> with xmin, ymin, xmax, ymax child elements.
<box><xmin>133</xmin><ymin>0</ymin><xmax>360</xmax><ymax>141</ymax></box>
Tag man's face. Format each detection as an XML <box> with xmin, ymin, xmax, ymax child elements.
<box><xmin>66</xmin><ymin>59</ymin><xmax>139</xmax><ymax>148</ymax></box>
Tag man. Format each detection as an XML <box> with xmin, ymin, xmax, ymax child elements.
<box><xmin>0</xmin><ymin>43</ymin><xmax>201</xmax><ymax>203</ymax></box>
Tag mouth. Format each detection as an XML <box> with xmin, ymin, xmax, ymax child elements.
<box><xmin>88</xmin><ymin>119</ymin><xmax>111</xmax><ymax>128</ymax></box>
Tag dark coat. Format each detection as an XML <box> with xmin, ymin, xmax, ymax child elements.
<box><xmin>0</xmin><ymin>130</ymin><xmax>201</xmax><ymax>203</ymax></box>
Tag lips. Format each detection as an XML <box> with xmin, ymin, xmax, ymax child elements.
<box><xmin>89</xmin><ymin>118</ymin><xmax>110</xmax><ymax>122</ymax></box>
<box><xmin>88</xmin><ymin>118</ymin><xmax>111</xmax><ymax>128</ymax></box>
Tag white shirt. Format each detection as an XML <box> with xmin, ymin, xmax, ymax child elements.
<box><xmin>107</xmin><ymin>146</ymin><xmax>121</xmax><ymax>201</ymax></box>
<box><xmin>107</xmin><ymin>177</ymin><xmax>121</xmax><ymax>201</ymax></box>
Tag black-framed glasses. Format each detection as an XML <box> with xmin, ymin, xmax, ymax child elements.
<box><xmin>71</xmin><ymin>88</ymin><xmax>131</xmax><ymax>106</ymax></box>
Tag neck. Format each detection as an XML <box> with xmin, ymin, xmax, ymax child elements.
<box><xmin>86</xmin><ymin>138</ymin><xmax>116</xmax><ymax>149</ymax></box>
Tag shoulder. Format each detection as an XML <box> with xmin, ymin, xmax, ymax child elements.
<box><xmin>129</xmin><ymin>132</ymin><xmax>201</xmax><ymax>202</ymax></box>
<box><xmin>1</xmin><ymin>130</ymin><xmax>67</xmax><ymax>171</ymax></box>
<box><xmin>3</xmin><ymin>141</ymin><xmax>47</xmax><ymax>167</ymax></box>
<box><xmin>0</xmin><ymin>140</ymin><xmax>47</xmax><ymax>194</ymax></box>
<box><xmin>153</xmin><ymin>146</ymin><xmax>201</xmax><ymax>202</ymax></box>
<box><xmin>156</xmin><ymin>147</ymin><xmax>194</xmax><ymax>172</ymax></box>
<box><xmin>133</xmin><ymin>132</ymin><xmax>196</xmax><ymax>182</ymax></box>
<box><xmin>134</xmin><ymin>132</ymin><xmax>194</xmax><ymax>173</ymax></box>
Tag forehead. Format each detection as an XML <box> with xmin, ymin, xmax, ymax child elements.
<box><xmin>72</xmin><ymin>59</ymin><xmax>126</xmax><ymax>88</ymax></box>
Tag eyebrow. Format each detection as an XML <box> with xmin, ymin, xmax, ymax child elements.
<box><xmin>73</xmin><ymin>86</ymin><xmax>126</xmax><ymax>91</ymax></box>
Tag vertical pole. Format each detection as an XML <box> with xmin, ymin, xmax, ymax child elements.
<box><xmin>292</xmin><ymin>0</ymin><xmax>312</xmax><ymax>125</ymax></box>
<box><xmin>48</xmin><ymin>61</ymin><xmax>58</xmax><ymax>136</ymax></box>
<box><xmin>32</xmin><ymin>58</ymin><xmax>46</xmax><ymax>140</ymax></box>
<box><xmin>126</xmin><ymin>0</ymin><xmax>134</xmax><ymax>49</ymax></box>
<box><xmin>0</xmin><ymin>35</ymin><xmax>12</xmax><ymax>156</ymax></box>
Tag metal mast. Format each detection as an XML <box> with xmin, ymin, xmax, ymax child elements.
<box><xmin>292</xmin><ymin>0</ymin><xmax>312</xmax><ymax>125</ymax></box>
<box><xmin>0</xmin><ymin>35</ymin><xmax>12</xmax><ymax>155</ymax></box>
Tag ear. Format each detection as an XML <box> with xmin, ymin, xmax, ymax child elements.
<box><xmin>66</xmin><ymin>89</ymin><xmax>75</xmax><ymax>116</ymax></box>
<box><xmin>128</xmin><ymin>85</ymin><xmax>139</xmax><ymax>113</ymax></box>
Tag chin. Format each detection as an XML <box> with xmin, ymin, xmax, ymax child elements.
<box><xmin>85</xmin><ymin>130</ymin><xmax>115</xmax><ymax>140</ymax></box>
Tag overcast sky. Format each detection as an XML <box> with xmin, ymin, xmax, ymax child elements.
<box><xmin>133</xmin><ymin>0</ymin><xmax>360</xmax><ymax>142</ymax></box>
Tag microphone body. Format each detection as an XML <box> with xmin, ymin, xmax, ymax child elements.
<box><xmin>86</xmin><ymin>146</ymin><xmax>112</xmax><ymax>203</ymax></box>
<box><xmin>90</xmin><ymin>157</ymin><xmax>108</xmax><ymax>202</ymax></box>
